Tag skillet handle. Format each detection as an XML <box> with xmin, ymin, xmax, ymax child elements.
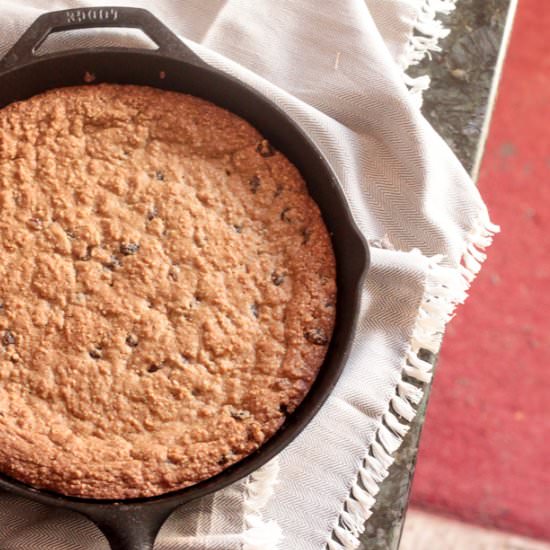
<box><xmin>86</xmin><ymin>503</ymin><xmax>173</xmax><ymax>550</ymax></box>
<box><xmin>0</xmin><ymin>6</ymin><xmax>204</xmax><ymax>71</ymax></box>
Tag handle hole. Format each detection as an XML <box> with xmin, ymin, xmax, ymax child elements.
<box><xmin>34</xmin><ymin>28</ymin><xmax>159</xmax><ymax>57</ymax></box>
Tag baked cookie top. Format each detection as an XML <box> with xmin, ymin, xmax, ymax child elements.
<box><xmin>0</xmin><ymin>84</ymin><xmax>336</xmax><ymax>498</ymax></box>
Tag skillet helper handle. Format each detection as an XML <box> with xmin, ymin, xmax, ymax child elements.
<box><xmin>0</xmin><ymin>6</ymin><xmax>204</xmax><ymax>71</ymax></box>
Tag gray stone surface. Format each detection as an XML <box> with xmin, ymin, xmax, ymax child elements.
<box><xmin>411</xmin><ymin>0</ymin><xmax>512</xmax><ymax>174</ymax></box>
<box><xmin>357</xmin><ymin>1</ymin><xmax>515</xmax><ymax>548</ymax></box>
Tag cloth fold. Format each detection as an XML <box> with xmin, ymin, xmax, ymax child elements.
<box><xmin>0</xmin><ymin>1</ymin><xmax>496</xmax><ymax>549</ymax></box>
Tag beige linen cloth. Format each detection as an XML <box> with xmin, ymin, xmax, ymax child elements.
<box><xmin>0</xmin><ymin>1</ymin><xmax>497</xmax><ymax>548</ymax></box>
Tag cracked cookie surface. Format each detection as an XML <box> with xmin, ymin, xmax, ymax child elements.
<box><xmin>0</xmin><ymin>84</ymin><xmax>336</xmax><ymax>498</ymax></box>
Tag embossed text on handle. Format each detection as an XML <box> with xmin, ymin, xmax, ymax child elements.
<box><xmin>66</xmin><ymin>8</ymin><xmax>119</xmax><ymax>24</ymax></box>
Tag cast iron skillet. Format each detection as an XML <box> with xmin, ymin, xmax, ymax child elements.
<box><xmin>0</xmin><ymin>7</ymin><xmax>369</xmax><ymax>550</ymax></box>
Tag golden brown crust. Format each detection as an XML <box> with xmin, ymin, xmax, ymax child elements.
<box><xmin>0</xmin><ymin>84</ymin><xmax>336</xmax><ymax>498</ymax></box>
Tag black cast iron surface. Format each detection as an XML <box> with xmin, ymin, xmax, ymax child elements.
<box><xmin>0</xmin><ymin>7</ymin><xmax>369</xmax><ymax>550</ymax></box>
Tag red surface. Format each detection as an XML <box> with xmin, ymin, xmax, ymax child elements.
<box><xmin>410</xmin><ymin>0</ymin><xmax>550</xmax><ymax>541</ymax></box>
